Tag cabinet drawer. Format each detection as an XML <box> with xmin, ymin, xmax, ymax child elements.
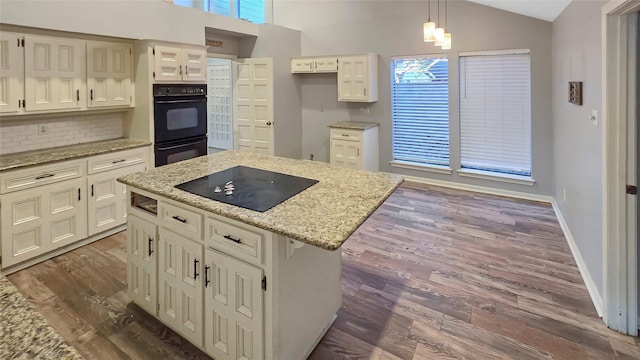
<box><xmin>159</xmin><ymin>202</ymin><xmax>202</xmax><ymax>240</ymax></box>
<box><xmin>206</xmin><ymin>215</ymin><xmax>264</xmax><ymax>266</ymax></box>
<box><xmin>88</xmin><ymin>147</ymin><xmax>147</xmax><ymax>174</ymax></box>
<box><xmin>1</xmin><ymin>160</ymin><xmax>84</xmax><ymax>194</ymax></box>
<box><xmin>330</xmin><ymin>129</ymin><xmax>362</xmax><ymax>141</ymax></box>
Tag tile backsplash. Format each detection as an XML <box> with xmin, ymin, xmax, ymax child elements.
<box><xmin>0</xmin><ymin>113</ymin><xmax>124</xmax><ymax>155</ymax></box>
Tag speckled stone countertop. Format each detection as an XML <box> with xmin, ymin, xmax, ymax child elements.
<box><xmin>118</xmin><ymin>151</ymin><xmax>403</xmax><ymax>250</ymax></box>
<box><xmin>328</xmin><ymin>121</ymin><xmax>379</xmax><ymax>130</ymax></box>
<box><xmin>0</xmin><ymin>273</ymin><xmax>83</xmax><ymax>359</ymax></box>
<box><xmin>0</xmin><ymin>138</ymin><xmax>151</xmax><ymax>172</ymax></box>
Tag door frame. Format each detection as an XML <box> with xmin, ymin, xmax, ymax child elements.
<box><xmin>602</xmin><ymin>0</ymin><xmax>640</xmax><ymax>335</ymax></box>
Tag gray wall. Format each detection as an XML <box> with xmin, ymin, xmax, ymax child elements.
<box><xmin>552</xmin><ymin>0</ymin><xmax>607</xmax><ymax>295</ymax></box>
<box><xmin>239</xmin><ymin>24</ymin><xmax>303</xmax><ymax>159</ymax></box>
<box><xmin>273</xmin><ymin>0</ymin><xmax>553</xmax><ymax>195</ymax></box>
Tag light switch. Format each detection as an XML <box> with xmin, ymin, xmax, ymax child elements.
<box><xmin>591</xmin><ymin>109</ymin><xmax>598</xmax><ymax>126</ymax></box>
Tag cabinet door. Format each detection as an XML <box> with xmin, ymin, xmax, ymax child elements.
<box><xmin>330</xmin><ymin>139</ymin><xmax>362</xmax><ymax>169</ymax></box>
<box><xmin>24</xmin><ymin>35</ymin><xmax>83</xmax><ymax>111</ymax></box>
<box><xmin>87</xmin><ymin>171</ymin><xmax>120</xmax><ymax>236</ymax></box>
<box><xmin>290</xmin><ymin>58</ymin><xmax>313</xmax><ymax>73</ymax></box>
<box><xmin>314</xmin><ymin>57</ymin><xmax>338</xmax><ymax>73</ymax></box>
<box><xmin>182</xmin><ymin>48</ymin><xmax>206</xmax><ymax>82</ymax></box>
<box><xmin>158</xmin><ymin>228</ymin><xmax>204</xmax><ymax>346</ymax></box>
<box><xmin>0</xmin><ymin>32</ymin><xmax>23</xmax><ymax>113</ymax></box>
<box><xmin>204</xmin><ymin>248</ymin><xmax>263</xmax><ymax>360</ymax></box>
<box><xmin>1</xmin><ymin>178</ymin><xmax>85</xmax><ymax>268</ymax></box>
<box><xmin>87</xmin><ymin>42</ymin><xmax>132</xmax><ymax>108</ymax></box>
<box><xmin>127</xmin><ymin>215</ymin><xmax>158</xmax><ymax>316</ymax></box>
<box><xmin>337</xmin><ymin>56</ymin><xmax>368</xmax><ymax>102</ymax></box>
<box><xmin>154</xmin><ymin>45</ymin><xmax>182</xmax><ymax>82</ymax></box>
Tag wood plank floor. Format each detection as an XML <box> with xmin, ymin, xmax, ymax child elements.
<box><xmin>7</xmin><ymin>181</ymin><xmax>640</xmax><ymax>359</ymax></box>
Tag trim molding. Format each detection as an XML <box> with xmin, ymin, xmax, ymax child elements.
<box><xmin>403</xmin><ymin>175</ymin><xmax>605</xmax><ymax>317</ymax></box>
<box><xmin>551</xmin><ymin>199</ymin><xmax>605</xmax><ymax>318</ymax></box>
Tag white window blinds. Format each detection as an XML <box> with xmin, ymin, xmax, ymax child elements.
<box><xmin>391</xmin><ymin>56</ymin><xmax>450</xmax><ymax>167</ymax></box>
<box><xmin>206</xmin><ymin>0</ymin><xmax>265</xmax><ymax>23</ymax></box>
<box><xmin>459</xmin><ymin>50</ymin><xmax>532</xmax><ymax>177</ymax></box>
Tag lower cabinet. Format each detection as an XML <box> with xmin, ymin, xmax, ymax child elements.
<box><xmin>0</xmin><ymin>178</ymin><xmax>87</xmax><ymax>268</ymax></box>
<box><xmin>158</xmin><ymin>227</ymin><xmax>204</xmax><ymax>346</ymax></box>
<box><xmin>204</xmin><ymin>248</ymin><xmax>264</xmax><ymax>360</ymax></box>
<box><xmin>127</xmin><ymin>214</ymin><xmax>157</xmax><ymax>316</ymax></box>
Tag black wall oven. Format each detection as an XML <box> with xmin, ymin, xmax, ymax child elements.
<box><xmin>153</xmin><ymin>84</ymin><xmax>207</xmax><ymax>167</ymax></box>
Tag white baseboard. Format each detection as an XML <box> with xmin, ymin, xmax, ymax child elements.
<box><xmin>402</xmin><ymin>175</ymin><xmax>605</xmax><ymax>318</ymax></box>
<box><xmin>551</xmin><ymin>199</ymin><xmax>604</xmax><ymax>318</ymax></box>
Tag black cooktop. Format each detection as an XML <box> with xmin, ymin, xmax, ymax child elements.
<box><xmin>175</xmin><ymin>166</ymin><xmax>319</xmax><ymax>212</ymax></box>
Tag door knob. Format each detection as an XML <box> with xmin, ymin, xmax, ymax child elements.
<box><xmin>266</xmin><ymin>121</ymin><xmax>272</xmax><ymax>126</ymax></box>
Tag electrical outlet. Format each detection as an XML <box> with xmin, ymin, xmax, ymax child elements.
<box><xmin>38</xmin><ymin>124</ymin><xmax>48</xmax><ymax>135</ymax></box>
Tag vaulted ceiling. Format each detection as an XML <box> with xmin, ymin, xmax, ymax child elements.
<box><xmin>466</xmin><ymin>0</ymin><xmax>573</xmax><ymax>22</ymax></box>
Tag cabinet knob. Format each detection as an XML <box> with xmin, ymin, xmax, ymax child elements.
<box><xmin>266</xmin><ymin>121</ymin><xmax>272</xmax><ymax>126</ymax></box>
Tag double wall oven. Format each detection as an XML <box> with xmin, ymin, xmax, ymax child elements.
<box><xmin>153</xmin><ymin>84</ymin><xmax>208</xmax><ymax>167</ymax></box>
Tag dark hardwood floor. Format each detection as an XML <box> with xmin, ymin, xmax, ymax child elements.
<box><xmin>8</xmin><ymin>181</ymin><xmax>640</xmax><ymax>359</ymax></box>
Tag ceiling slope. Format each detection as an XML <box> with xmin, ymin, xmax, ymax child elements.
<box><xmin>466</xmin><ymin>0</ymin><xmax>573</xmax><ymax>22</ymax></box>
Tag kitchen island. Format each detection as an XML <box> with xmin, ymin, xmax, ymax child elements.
<box><xmin>117</xmin><ymin>150</ymin><xmax>403</xmax><ymax>360</ymax></box>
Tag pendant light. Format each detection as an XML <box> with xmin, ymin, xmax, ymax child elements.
<box><xmin>434</xmin><ymin>0</ymin><xmax>445</xmax><ymax>46</ymax></box>
<box><xmin>442</xmin><ymin>0</ymin><xmax>452</xmax><ymax>50</ymax></box>
<box><xmin>423</xmin><ymin>0</ymin><xmax>436</xmax><ymax>42</ymax></box>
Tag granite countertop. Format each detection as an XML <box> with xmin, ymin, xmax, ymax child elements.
<box><xmin>0</xmin><ymin>273</ymin><xmax>83</xmax><ymax>359</ymax></box>
<box><xmin>328</xmin><ymin>121</ymin><xmax>379</xmax><ymax>130</ymax></box>
<box><xmin>0</xmin><ymin>138</ymin><xmax>151</xmax><ymax>172</ymax></box>
<box><xmin>118</xmin><ymin>151</ymin><xmax>403</xmax><ymax>250</ymax></box>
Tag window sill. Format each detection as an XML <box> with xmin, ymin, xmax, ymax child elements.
<box><xmin>390</xmin><ymin>160</ymin><xmax>452</xmax><ymax>175</ymax></box>
<box><xmin>457</xmin><ymin>169</ymin><xmax>535</xmax><ymax>186</ymax></box>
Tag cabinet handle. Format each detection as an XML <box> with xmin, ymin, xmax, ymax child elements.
<box><xmin>90</xmin><ymin>89</ymin><xmax>93</xmax><ymax>101</ymax></box>
<box><xmin>76</xmin><ymin>89</ymin><xmax>80</xmax><ymax>101</ymax></box>
<box><xmin>18</xmin><ymin>99</ymin><xmax>21</xmax><ymax>108</ymax></box>
<box><xmin>185</xmin><ymin>65</ymin><xmax>188</xmax><ymax>75</ymax></box>
<box><xmin>364</xmin><ymin>88</ymin><xmax>366</xmax><ymax>96</ymax></box>
<box><xmin>91</xmin><ymin>184</ymin><xmax>94</xmax><ymax>197</ymax></box>
<box><xmin>341</xmin><ymin>134</ymin><xmax>349</xmax><ymax>137</ymax></box>
<box><xmin>112</xmin><ymin>159</ymin><xmax>126</xmax><ymax>164</ymax></box>
<box><xmin>357</xmin><ymin>148</ymin><xmax>360</xmax><ymax>156</ymax></box>
<box><xmin>204</xmin><ymin>265</ymin><xmax>210</xmax><ymax>287</ymax></box>
<box><xmin>179</xmin><ymin>65</ymin><xmax>183</xmax><ymax>75</ymax></box>
<box><xmin>35</xmin><ymin>173</ymin><xmax>54</xmax><ymax>180</ymax></box>
<box><xmin>223</xmin><ymin>234</ymin><xmax>242</xmax><ymax>244</ymax></box>
<box><xmin>148</xmin><ymin>237</ymin><xmax>154</xmax><ymax>256</ymax></box>
<box><xmin>172</xmin><ymin>215</ymin><xmax>187</xmax><ymax>223</ymax></box>
<box><xmin>193</xmin><ymin>259</ymin><xmax>199</xmax><ymax>280</ymax></box>
<box><xmin>266</xmin><ymin>121</ymin><xmax>272</xmax><ymax>126</ymax></box>
<box><xmin>78</xmin><ymin>188</ymin><xmax>81</xmax><ymax>201</ymax></box>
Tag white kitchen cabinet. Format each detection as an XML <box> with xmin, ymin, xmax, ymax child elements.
<box><xmin>329</xmin><ymin>124</ymin><xmax>379</xmax><ymax>171</ymax></box>
<box><xmin>0</xmin><ymin>32</ymin><xmax>24</xmax><ymax>114</ymax></box>
<box><xmin>291</xmin><ymin>57</ymin><xmax>338</xmax><ymax>73</ymax></box>
<box><xmin>204</xmin><ymin>248</ymin><xmax>264</xmax><ymax>360</ymax></box>
<box><xmin>1</xmin><ymin>177</ymin><xmax>87</xmax><ymax>268</ymax></box>
<box><xmin>158</xmin><ymin>227</ymin><xmax>204</xmax><ymax>346</ymax></box>
<box><xmin>24</xmin><ymin>35</ymin><xmax>84</xmax><ymax>111</ymax></box>
<box><xmin>154</xmin><ymin>45</ymin><xmax>206</xmax><ymax>83</ymax></box>
<box><xmin>337</xmin><ymin>53</ymin><xmax>378</xmax><ymax>102</ymax></box>
<box><xmin>127</xmin><ymin>214</ymin><xmax>158</xmax><ymax>316</ymax></box>
<box><xmin>87</xmin><ymin>41</ymin><xmax>133</xmax><ymax>108</ymax></box>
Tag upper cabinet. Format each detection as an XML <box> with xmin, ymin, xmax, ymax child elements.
<box><xmin>153</xmin><ymin>45</ymin><xmax>206</xmax><ymax>83</ymax></box>
<box><xmin>337</xmin><ymin>53</ymin><xmax>378</xmax><ymax>103</ymax></box>
<box><xmin>291</xmin><ymin>53</ymin><xmax>378</xmax><ymax>103</ymax></box>
<box><xmin>24</xmin><ymin>35</ymin><xmax>84</xmax><ymax>112</ymax></box>
<box><xmin>0</xmin><ymin>32</ymin><xmax>23</xmax><ymax>113</ymax></box>
<box><xmin>0</xmin><ymin>31</ymin><xmax>134</xmax><ymax>116</ymax></box>
<box><xmin>87</xmin><ymin>41</ymin><xmax>133</xmax><ymax>108</ymax></box>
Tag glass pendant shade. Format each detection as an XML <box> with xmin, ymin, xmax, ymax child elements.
<box><xmin>434</xmin><ymin>27</ymin><xmax>445</xmax><ymax>46</ymax></box>
<box><xmin>424</xmin><ymin>21</ymin><xmax>436</xmax><ymax>42</ymax></box>
<box><xmin>442</xmin><ymin>33</ymin><xmax>452</xmax><ymax>50</ymax></box>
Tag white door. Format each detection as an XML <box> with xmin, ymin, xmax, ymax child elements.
<box><xmin>47</xmin><ymin>178</ymin><xmax>87</xmax><ymax>248</ymax></box>
<box><xmin>158</xmin><ymin>228</ymin><xmax>204</xmax><ymax>346</ymax></box>
<box><xmin>154</xmin><ymin>45</ymin><xmax>182</xmax><ymax>82</ymax></box>
<box><xmin>24</xmin><ymin>35</ymin><xmax>83</xmax><ymax>111</ymax></box>
<box><xmin>127</xmin><ymin>215</ymin><xmax>158</xmax><ymax>316</ymax></box>
<box><xmin>87</xmin><ymin>41</ymin><xmax>132</xmax><ymax>108</ymax></box>
<box><xmin>338</xmin><ymin>56</ymin><xmax>368</xmax><ymax>101</ymax></box>
<box><xmin>0</xmin><ymin>32</ymin><xmax>23</xmax><ymax>113</ymax></box>
<box><xmin>182</xmin><ymin>48</ymin><xmax>207</xmax><ymax>82</ymax></box>
<box><xmin>87</xmin><ymin>171</ymin><xmax>120</xmax><ymax>236</ymax></box>
<box><xmin>330</xmin><ymin>139</ymin><xmax>362</xmax><ymax>169</ymax></box>
<box><xmin>233</xmin><ymin>58</ymin><xmax>274</xmax><ymax>155</ymax></box>
<box><xmin>204</xmin><ymin>248</ymin><xmax>263</xmax><ymax>360</ymax></box>
<box><xmin>207</xmin><ymin>59</ymin><xmax>233</xmax><ymax>150</ymax></box>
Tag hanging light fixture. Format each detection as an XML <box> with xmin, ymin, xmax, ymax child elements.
<box><xmin>423</xmin><ymin>0</ymin><xmax>436</xmax><ymax>42</ymax></box>
<box><xmin>442</xmin><ymin>0</ymin><xmax>452</xmax><ymax>50</ymax></box>
<box><xmin>434</xmin><ymin>0</ymin><xmax>445</xmax><ymax>46</ymax></box>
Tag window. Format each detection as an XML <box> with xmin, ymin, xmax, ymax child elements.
<box><xmin>459</xmin><ymin>50</ymin><xmax>532</xmax><ymax>178</ymax></box>
<box><xmin>173</xmin><ymin>0</ymin><xmax>266</xmax><ymax>24</ymax></box>
<box><xmin>391</xmin><ymin>56</ymin><xmax>450</xmax><ymax>168</ymax></box>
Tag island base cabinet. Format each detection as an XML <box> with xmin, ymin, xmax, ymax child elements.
<box><xmin>127</xmin><ymin>214</ymin><xmax>157</xmax><ymax>316</ymax></box>
<box><xmin>204</xmin><ymin>248</ymin><xmax>264</xmax><ymax>360</ymax></box>
<box><xmin>158</xmin><ymin>228</ymin><xmax>204</xmax><ymax>347</ymax></box>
